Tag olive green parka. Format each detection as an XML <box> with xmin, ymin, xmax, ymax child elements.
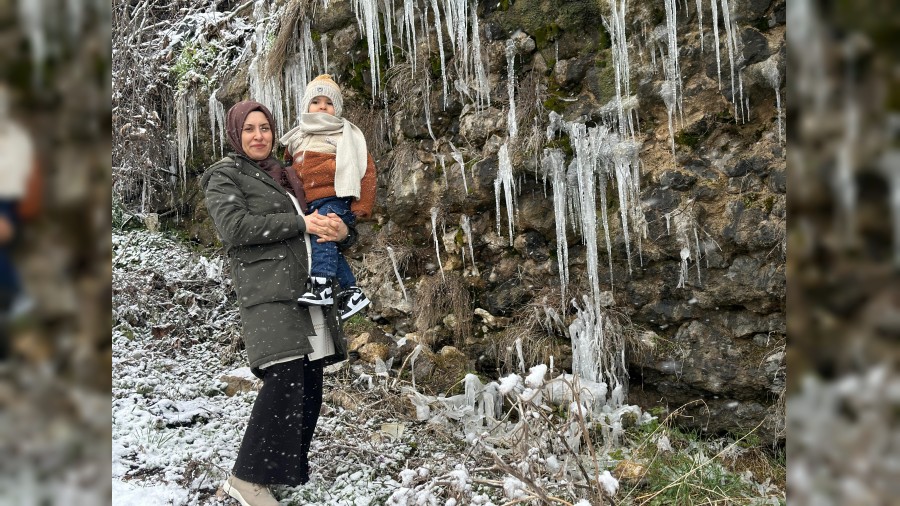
<box><xmin>200</xmin><ymin>154</ymin><xmax>347</xmax><ymax>376</ymax></box>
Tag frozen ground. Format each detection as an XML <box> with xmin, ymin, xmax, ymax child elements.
<box><xmin>112</xmin><ymin>229</ymin><xmax>784</xmax><ymax>505</ymax></box>
<box><xmin>112</xmin><ymin>230</ymin><xmax>526</xmax><ymax>505</ymax></box>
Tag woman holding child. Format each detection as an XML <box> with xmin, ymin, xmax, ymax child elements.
<box><xmin>202</xmin><ymin>75</ymin><xmax>374</xmax><ymax>505</ymax></box>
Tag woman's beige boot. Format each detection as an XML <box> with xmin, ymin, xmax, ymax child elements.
<box><xmin>223</xmin><ymin>475</ymin><xmax>279</xmax><ymax>506</ymax></box>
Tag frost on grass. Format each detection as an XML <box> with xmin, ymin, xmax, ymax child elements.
<box><xmin>113</xmin><ymin>229</ymin><xmax>783</xmax><ymax>505</ymax></box>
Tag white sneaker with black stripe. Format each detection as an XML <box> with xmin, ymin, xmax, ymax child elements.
<box><xmin>297</xmin><ymin>276</ymin><xmax>333</xmax><ymax>306</ymax></box>
<box><xmin>339</xmin><ymin>286</ymin><xmax>370</xmax><ymax>320</ymax></box>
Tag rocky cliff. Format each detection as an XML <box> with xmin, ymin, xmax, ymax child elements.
<box><xmin>113</xmin><ymin>0</ymin><xmax>786</xmax><ymax>445</ymax></box>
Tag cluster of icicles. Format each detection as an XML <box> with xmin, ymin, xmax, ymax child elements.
<box><xmin>168</xmin><ymin>0</ymin><xmax>789</xmax><ymax>409</ymax></box>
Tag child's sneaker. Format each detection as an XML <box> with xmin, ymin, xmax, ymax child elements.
<box><xmin>298</xmin><ymin>276</ymin><xmax>333</xmax><ymax>306</ymax></box>
<box><xmin>339</xmin><ymin>286</ymin><xmax>370</xmax><ymax>320</ymax></box>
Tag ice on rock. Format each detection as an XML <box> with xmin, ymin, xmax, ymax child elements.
<box><xmin>207</xmin><ymin>90</ymin><xmax>226</xmax><ymax>157</ymax></box>
<box><xmin>351</xmin><ymin>0</ymin><xmax>383</xmax><ymax>98</ymax></box>
<box><xmin>470</xmin><ymin>8</ymin><xmax>491</xmax><ymax>110</ymax></box>
<box><xmin>604</xmin><ymin>0</ymin><xmax>632</xmax><ymax>137</ymax></box>
<box><xmin>429</xmin><ymin>0</ymin><xmax>449</xmax><ymax>107</ymax></box>
<box><xmin>386</xmin><ymin>246</ymin><xmax>409</xmax><ymax>303</ymax></box>
<box><xmin>543</xmin><ymin>149</ymin><xmax>570</xmax><ymax>302</ymax></box>
<box><xmin>514</xmin><ymin>336</ymin><xmax>525</xmax><ymax>372</ymax></box>
<box><xmin>401</xmin><ymin>0</ymin><xmax>417</xmax><ymax>72</ymax></box>
<box><xmin>496</xmin><ymin>144</ymin><xmax>517</xmax><ymax>244</ymax></box>
<box><xmin>505</xmin><ymin>39</ymin><xmax>518</xmax><ymax>139</ymax></box>
<box><xmin>449</xmin><ymin>142</ymin><xmax>467</xmax><ymax>194</ymax></box>
<box><xmin>696</xmin><ymin>0</ymin><xmax>705</xmax><ymax>50</ymax></box>
<box><xmin>711</xmin><ymin>0</ymin><xmax>722</xmax><ymax>88</ymax></box>
<box><xmin>460</xmin><ymin>214</ymin><xmax>479</xmax><ymax>274</ymax></box>
<box><xmin>284</xmin><ymin>20</ymin><xmax>323</xmax><ymax>123</ymax></box>
<box><xmin>175</xmin><ymin>92</ymin><xmax>198</xmax><ymax>183</ymax></box>
<box><xmin>430</xmin><ymin>207</ymin><xmax>445</xmax><ymax>281</ymax></box>
<box><xmin>761</xmin><ymin>58</ymin><xmax>783</xmax><ymax>145</ymax></box>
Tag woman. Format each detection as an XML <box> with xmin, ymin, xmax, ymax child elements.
<box><xmin>201</xmin><ymin>100</ymin><xmax>353</xmax><ymax>506</ymax></box>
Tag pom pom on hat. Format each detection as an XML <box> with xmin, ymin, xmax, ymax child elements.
<box><xmin>301</xmin><ymin>74</ymin><xmax>343</xmax><ymax>117</ymax></box>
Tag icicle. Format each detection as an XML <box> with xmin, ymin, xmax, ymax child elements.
<box><xmin>711</xmin><ymin>0</ymin><xmax>722</xmax><ymax>89</ymax></box>
<box><xmin>567</xmin><ymin>123</ymin><xmax>602</xmax><ymax>303</ymax></box>
<box><xmin>693</xmin><ymin>226</ymin><xmax>702</xmax><ymax>285</ymax></box>
<box><xmin>696</xmin><ymin>0</ymin><xmax>704</xmax><ymax>50</ymax></box>
<box><xmin>612</xmin><ymin>140</ymin><xmax>639</xmax><ymax>276</ymax></box>
<box><xmin>464</xmin><ymin>373</ymin><xmax>482</xmax><ymax>409</ymax></box>
<box><xmin>423</xmin><ymin>74</ymin><xmax>437</xmax><ymax>141</ymax></box>
<box><xmin>494</xmin><ymin>178</ymin><xmax>502</xmax><ymax>237</ymax></box>
<box><xmin>677</xmin><ymin>247</ymin><xmax>690</xmax><ymax>288</ymax></box>
<box><xmin>351</xmin><ymin>0</ymin><xmax>382</xmax><ymax>98</ymax></box>
<box><xmin>544</xmin><ymin>148</ymin><xmax>569</xmax><ymax>302</ymax></box>
<box><xmin>429</xmin><ymin>0</ymin><xmax>449</xmax><ymax>108</ymax></box>
<box><xmin>402</xmin><ymin>0</ymin><xmax>417</xmax><ymax>72</ymax></box>
<box><xmin>505</xmin><ymin>39</ymin><xmax>518</xmax><ymax>139</ymax></box>
<box><xmin>721</xmin><ymin>0</ymin><xmax>739</xmax><ymax>119</ymax></box>
<box><xmin>496</xmin><ymin>144</ymin><xmax>517</xmax><ymax>244</ymax></box>
<box><xmin>438</xmin><ymin>153</ymin><xmax>449</xmax><ymax>187</ymax></box>
<box><xmin>514</xmin><ymin>337</ymin><xmax>526</xmax><ymax>372</ymax></box>
<box><xmin>18</xmin><ymin>0</ymin><xmax>46</xmax><ymax>85</ymax></box>
<box><xmin>762</xmin><ymin>59</ymin><xmax>783</xmax><ymax>145</ymax></box>
<box><xmin>605</xmin><ymin>0</ymin><xmax>631</xmax><ymax>137</ymax></box>
<box><xmin>470</xmin><ymin>7</ymin><xmax>491</xmax><ymax>110</ymax></box>
<box><xmin>663</xmin><ymin>0</ymin><xmax>683</xmax><ymax>129</ymax></box>
<box><xmin>449</xmin><ymin>143</ymin><xmax>467</xmax><ymax>193</ymax></box>
<box><xmin>569</xmin><ymin>297</ymin><xmax>611</xmax><ymax>391</ymax></box>
<box><xmin>673</xmin><ymin>207</ymin><xmax>696</xmax><ymax>288</ymax></box>
<box><xmin>208</xmin><ymin>89</ymin><xmax>226</xmax><ymax>158</ymax></box>
<box><xmin>884</xmin><ymin>150</ymin><xmax>900</xmax><ymax>266</ymax></box>
<box><xmin>386</xmin><ymin>246</ymin><xmax>409</xmax><ymax>303</ymax></box>
<box><xmin>248</xmin><ymin>1</ymin><xmax>286</xmax><ymax>129</ymax></box>
<box><xmin>321</xmin><ymin>33</ymin><xmax>329</xmax><ymax>74</ymax></box>
<box><xmin>460</xmin><ymin>215</ymin><xmax>479</xmax><ymax>274</ymax></box>
<box><xmin>660</xmin><ymin>81</ymin><xmax>676</xmax><ymax>155</ymax></box>
<box><xmin>442</xmin><ymin>0</ymin><xmax>456</xmax><ymax>53</ymax></box>
<box><xmin>835</xmin><ymin>63</ymin><xmax>859</xmax><ymax>244</ymax></box>
<box><xmin>430</xmin><ymin>207</ymin><xmax>446</xmax><ymax>281</ymax></box>
<box><xmin>285</xmin><ymin>19</ymin><xmax>322</xmax><ymax>124</ymax></box>
<box><xmin>175</xmin><ymin>92</ymin><xmax>198</xmax><ymax>184</ymax></box>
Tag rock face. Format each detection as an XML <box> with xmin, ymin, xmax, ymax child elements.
<box><xmin>121</xmin><ymin>0</ymin><xmax>787</xmax><ymax>445</ymax></box>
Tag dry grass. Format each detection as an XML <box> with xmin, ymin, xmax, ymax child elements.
<box><xmin>514</xmin><ymin>69</ymin><xmax>551</xmax><ymax>166</ymax></box>
<box><xmin>263</xmin><ymin>0</ymin><xmax>310</xmax><ymax>79</ymax></box>
<box><xmin>344</xmin><ymin>100</ymin><xmax>391</xmax><ymax>157</ymax></box>
<box><xmin>489</xmin><ymin>288</ymin><xmax>570</xmax><ymax>374</ymax></box>
<box><xmin>414</xmin><ymin>272</ymin><xmax>472</xmax><ymax>347</ymax></box>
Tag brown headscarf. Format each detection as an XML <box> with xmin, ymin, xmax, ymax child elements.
<box><xmin>226</xmin><ymin>100</ymin><xmax>307</xmax><ymax>210</ymax></box>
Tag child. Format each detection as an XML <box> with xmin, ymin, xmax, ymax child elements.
<box><xmin>280</xmin><ymin>74</ymin><xmax>376</xmax><ymax>320</ymax></box>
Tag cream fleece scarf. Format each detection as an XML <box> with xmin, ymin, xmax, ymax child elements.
<box><xmin>0</xmin><ymin>123</ymin><xmax>34</xmax><ymax>199</ymax></box>
<box><xmin>280</xmin><ymin>113</ymin><xmax>368</xmax><ymax>200</ymax></box>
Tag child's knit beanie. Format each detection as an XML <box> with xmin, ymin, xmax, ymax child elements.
<box><xmin>302</xmin><ymin>74</ymin><xmax>343</xmax><ymax>117</ymax></box>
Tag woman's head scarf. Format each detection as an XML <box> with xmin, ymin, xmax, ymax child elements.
<box><xmin>225</xmin><ymin>100</ymin><xmax>306</xmax><ymax>209</ymax></box>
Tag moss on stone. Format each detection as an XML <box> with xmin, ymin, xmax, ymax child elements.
<box><xmin>674</xmin><ymin>130</ymin><xmax>703</xmax><ymax>149</ymax></box>
<box><xmin>534</xmin><ymin>22</ymin><xmax>561</xmax><ymax>50</ymax></box>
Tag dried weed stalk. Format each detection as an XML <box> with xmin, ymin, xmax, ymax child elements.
<box><xmin>414</xmin><ymin>272</ymin><xmax>472</xmax><ymax>346</ymax></box>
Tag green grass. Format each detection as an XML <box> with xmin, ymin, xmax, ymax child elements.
<box><xmin>619</xmin><ymin>409</ymin><xmax>784</xmax><ymax>505</ymax></box>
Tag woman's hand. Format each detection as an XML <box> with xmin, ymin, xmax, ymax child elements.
<box><xmin>304</xmin><ymin>210</ymin><xmax>349</xmax><ymax>242</ymax></box>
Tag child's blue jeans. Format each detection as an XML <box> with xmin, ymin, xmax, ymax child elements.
<box><xmin>307</xmin><ymin>196</ymin><xmax>357</xmax><ymax>290</ymax></box>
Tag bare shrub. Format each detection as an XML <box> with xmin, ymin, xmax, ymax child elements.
<box><xmin>490</xmin><ymin>288</ymin><xmax>570</xmax><ymax>374</ymax></box>
<box><xmin>414</xmin><ymin>273</ymin><xmax>472</xmax><ymax>347</ymax></box>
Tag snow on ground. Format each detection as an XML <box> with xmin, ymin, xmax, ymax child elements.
<box><xmin>112</xmin><ymin>230</ymin><xmax>519</xmax><ymax>505</ymax></box>
<box><xmin>113</xmin><ymin>229</ymin><xmax>785</xmax><ymax>505</ymax></box>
